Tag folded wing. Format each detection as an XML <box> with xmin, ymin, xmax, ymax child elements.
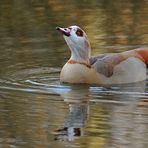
<box><xmin>90</xmin><ymin>48</ymin><xmax>148</xmax><ymax>77</ymax></box>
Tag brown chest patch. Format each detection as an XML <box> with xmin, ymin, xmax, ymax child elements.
<box><xmin>67</xmin><ymin>60</ymin><xmax>91</xmax><ymax>69</ymax></box>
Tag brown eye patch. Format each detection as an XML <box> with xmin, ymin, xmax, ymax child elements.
<box><xmin>76</xmin><ymin>29</ymin><xmax>83</xmax><ymax>37</ymax></box>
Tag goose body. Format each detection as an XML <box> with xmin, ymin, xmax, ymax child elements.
<box><xmin>56</xmin><ymin>25</ymin><xmax>148</xmax><ymax>84</ymax></box>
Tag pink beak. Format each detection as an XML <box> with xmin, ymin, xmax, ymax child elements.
<box><xmin>56</xmin><ymin>27</ymin><xmax>71</xmax><ymax>37</ymax></box>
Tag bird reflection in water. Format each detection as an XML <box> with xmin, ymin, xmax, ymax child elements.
<box><xmin>54</xmin><ymin>87</ymin><xmax>89</xmax><ymax>141</ymax></box>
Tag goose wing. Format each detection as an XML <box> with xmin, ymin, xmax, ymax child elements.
<box><xmin>90</xmin><ymin>48</ymin><xmax>147</xmax><ymax>77</ymax></box>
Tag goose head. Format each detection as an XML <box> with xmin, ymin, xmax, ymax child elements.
<box><xmin>56</xmin><ymin>25</ymin><xmax>91</xmax><ymax>63</ymax></box>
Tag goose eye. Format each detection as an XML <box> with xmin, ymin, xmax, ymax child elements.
<box><xmin>76</xmin><ymin>29</ymin><xmax>83</xmax><ymax>37</ymax></box>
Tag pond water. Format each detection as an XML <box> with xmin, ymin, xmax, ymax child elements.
<box><xmin>0</xmin><ymin>0</ymin><xmax>148</xmax><ymax>148</ymax></box>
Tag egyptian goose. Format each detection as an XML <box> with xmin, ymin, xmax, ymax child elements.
<box><xmin>56</xmin><ymin>25</ymin><xmax>148</xmax><ymax>84</ymax></box>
